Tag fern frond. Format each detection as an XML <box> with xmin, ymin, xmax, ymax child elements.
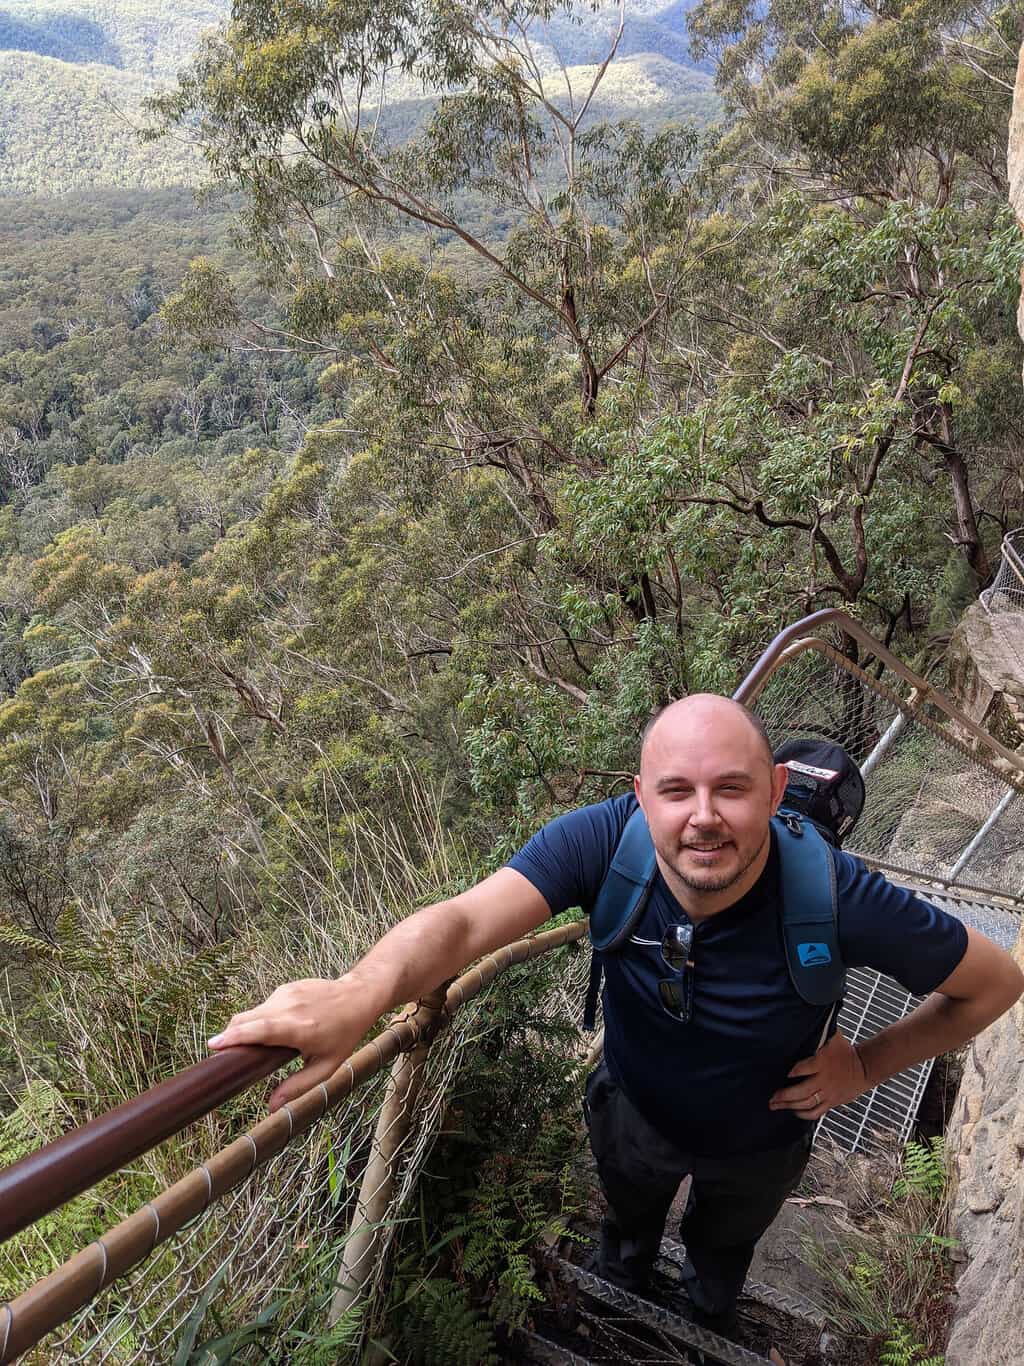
<box><xmin>893</xmin><ymin>1137</ymin><xmax>946</xmax><ymax>1201</ymax></box>
<box><xmin>0</xmin><ymin>924</ymin><xmax>59</xmax><ymax>958</ymax></box>
<box><xmin>397</xmin><ymin>1277</ymin><xmax>499</xmax><ymax>1366</ymax></box>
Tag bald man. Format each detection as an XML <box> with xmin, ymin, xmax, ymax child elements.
<box><xmin>210</xmin><ymin>694</ymin><xmax>1023</xmax><ymax>1330</ymax></box>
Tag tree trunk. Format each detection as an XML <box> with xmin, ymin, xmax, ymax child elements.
<box><xmin>936</xmin><ymin>409</ymin><xmax>991</xmax><ymax>582</ymax></box>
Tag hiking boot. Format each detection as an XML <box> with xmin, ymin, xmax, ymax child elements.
<box><xmin>677</xmin><ymin>1258</ymin><xmax>739</xmax><ymax>1335</ymax></box>
<box><xmin>587</xmin><ymin>1224</ymin><xmax>654</xmax><ymax>1296</ymax></box>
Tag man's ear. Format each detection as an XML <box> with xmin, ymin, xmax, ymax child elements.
<box><xmin>633</xmin><ymin>773</ymin><xmax>644</xmax><ymax>810</ymax></box>
<box><xmin>769</xmin><ymin>762</ymin><xmax>790</xmax><ymax>813</ymax></box>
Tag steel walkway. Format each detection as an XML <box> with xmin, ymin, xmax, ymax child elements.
<box><xmin>818</xmin><ymin>870</ymin><xmax>1020</xmax><ymax>1155</ymax></box>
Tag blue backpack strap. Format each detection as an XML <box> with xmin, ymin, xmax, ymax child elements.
<box><xmin>774</xmin><ymin>809</ymin><xmax>846</xmax><ymax>1006</ymax></box>
<box><xmin>589</xmin><ymin>807</ymin><xmax>658</xmax><ymax>951</ymax></box>
<box><xmin>584</xmin><ymin>807</ymin><xmax>658</xmax><ymax>1030</ymax></box>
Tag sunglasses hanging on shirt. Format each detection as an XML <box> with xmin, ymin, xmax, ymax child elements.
<box><xmin>659</xmin><ymin>923</ymin><xmax>695</xmax><ymax>1023</ymax></box>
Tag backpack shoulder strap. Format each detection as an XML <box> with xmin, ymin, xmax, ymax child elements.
<box><xmin>773</xmin><ymin>809</ymin><xmax>847</xmax><ymax>1006</ymax></box>
<box><xmin>589</xmin><ymin>806</ymin><xmax>658</xmax><ymax>951</ymax></box>
<box><xmin>583</xmin><ymin>806</ymin><xmax>658</xmax><ymax>1029</ymax></box>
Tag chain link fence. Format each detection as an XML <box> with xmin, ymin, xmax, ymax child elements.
<box><xmin>980</xmin><ymin>528</ymin><xmax>1024</xmax><ymax>614</ymax></box>
<box><xmin>1</xmin><ymin>925</ymin><xmax>589</xmax><ymax>1364</ymax></box>
<box><xmin>746</xmin><ymin>628</ymin><xmax>1024</xmax><ymax>902</ymax></box>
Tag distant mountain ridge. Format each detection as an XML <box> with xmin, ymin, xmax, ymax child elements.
<box><xmin>0</xmin><ymin>0</ymin><xmax>228</xmax><ymax>77</ymax></box>
<box><xmin>0</xmin><ymin>0</ymin><xmax>719</xmax><ymax>197</ymax></box>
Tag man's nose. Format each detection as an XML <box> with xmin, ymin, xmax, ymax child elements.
<box><xmin>689</xmin><ymin>789</ymin><xmax>721</xmax><ymax>827</ymax></box>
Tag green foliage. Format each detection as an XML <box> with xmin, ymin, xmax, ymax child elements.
<box><xmin>893</xmin><ymin>1137</ymin><xmax>946</xmax><ymax>1202</ymax></box>
<box><xmin>381</xmin><ymin>946</ymin><xmax>588</xmax><ymax>1357</ymax></box>
<box><xmin>0</xmin><ymin>1</ymin><xmax>718</xmax><ymax>197</ymax></box>
<box><xmin>181</xmin><ymin>1272</ymin><xmax>363</xmax><ymax>1364</ymax></box>
<box><xmin>803</xmin><ymin>1137</ymin><xmax>955</xmax><ymax>1357</ymax></box>
<box><xmin>0</xmin><ymin>1080</ymin><xmax>151</xmax><ymax>1299</ymax></box>
<box><xmin>126</xmin><ymin>0</ymin><xmax>1022</xmax><ymax>834</ymax></box>
<box><xmin>391</xmin><ymin>1275</ymin><xmax>500</xmax><ymax>1366</ymax></box>
<box><xmin>0</xmin><ymin>53</ymin><xmax>198</xmax><ymax>196</ymax></box>
<box><xmin>880</xmin><ymin>1319</ymin><xmax>945</xmax><ymax>1366</ymax></box>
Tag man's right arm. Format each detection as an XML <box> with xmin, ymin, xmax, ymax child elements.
<box><xmin>208</xmin><ymin>868</ymin><xmax>553</xmax><ymax>1110</ymax></box>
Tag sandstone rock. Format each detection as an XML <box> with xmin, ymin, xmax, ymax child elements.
<box><xmin>946</xmin><ymin>36</ymin><xmax>1024</xmax><ymax>1366</ymax></box>
<box><xmin>944</xmin><ymin>931</ymin><xmax>1024</xmax><ymax>1366</ymax></box>
<box><xmin>946</xmin><ymin>603</ymin><xmax>1024</xmax><ymax>743</ymax></box>
<box><xmin>1012</xmin><ymin>42</ymin><xmax>1024</xmax><ymax>366</ymax></box>
<box><xmin>1010</xmin><ymin>44</ymin><xmax>1024</xmax><ymax>227</ymax></box>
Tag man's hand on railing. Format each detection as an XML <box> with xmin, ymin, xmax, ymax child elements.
<box><xmin>209</xmin><ymin>977</ymin><xmax>378</xmax><ymax>1110</ymax></box>
<box><xmin>208</xmin><ymin>868</ymin><xmax>553</xmax><ymax>1111</ymax></box>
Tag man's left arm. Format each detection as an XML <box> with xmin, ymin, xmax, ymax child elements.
<box><xmin>770</xmin><ymin>927</ymin><xmax>1024</xmax><ymax>1121</ymax></box>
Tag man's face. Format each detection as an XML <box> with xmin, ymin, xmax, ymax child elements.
<box><xmin>635</xmin><ymin>701</ymin><xmax>790</xmax><ymax>902</ymax></box>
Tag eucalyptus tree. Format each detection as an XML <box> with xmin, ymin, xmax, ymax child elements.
<box><xmin>544</xmin><ymin>0</ymin><xmax>1024</xmax><ymax>702</ymax></box>
<box><xmin>148</xmin><ymin>0</ymin><xmax>1024</xmax><ymax>825</ymax></box>
<box><xmin>653</xmin><ymin>0</ymin><xmax>1022</xmax><ymax>627</ymax></box>
<box><xmin>150</xmin><ymin>0</ymin><xmax>731</xmax><ymax>818</ymax></box>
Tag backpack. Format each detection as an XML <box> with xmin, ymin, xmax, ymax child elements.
<box><xmin>582</xmin><ymin>740</ymin><xmax>864</xmax><ymax>1031</ymax></box>
<box><xmin>773</xmin><ymin>738</ymin><xmax>865</xmax><ymax>847</ymax></box>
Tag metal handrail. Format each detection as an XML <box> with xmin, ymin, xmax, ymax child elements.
<box><xmin>0</xmin><ymin>919</ymin><xmax>587</xmax><ymax>1363</ymax></box>
<box><xmin>1005</xmin><ymin>531</ymin><xmax>1024</xmax><ymax>581</ymax></box>
<box><xmin>0</xmin><ymin>1045</ymin><xmax>296</xmax><ymax>1247</ymax></box>
<box><xmin>734</xmin><ymin>608</ymin><xmax>1024</xmax><ymax>786</ymax></box>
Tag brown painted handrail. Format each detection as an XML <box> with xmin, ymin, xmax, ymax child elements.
<box><xmin>734</xmin><ymin>608</ymin><xmax>1024</xmax><ymax>778</ymax></box>
<box><xmin>0</xmin><ymin>1043</ymin><xmax>295</xmax><ymax>1247</ymax></box>
<box><xmin>0</xmin><ymin>920</ymin><xmax>588</xmax><ymax>1364</ymax></box>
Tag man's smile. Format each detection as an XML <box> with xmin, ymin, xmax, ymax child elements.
<box><xmin>683</xmin><ymin>840</ymin><xmax>733</xmax><ymax>860</ymax></box>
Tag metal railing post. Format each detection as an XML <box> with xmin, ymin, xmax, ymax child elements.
<box><xmin>862</xmin><ymin>688</ymin><xmax>928</xmax><ymax>786</ymax></box>
<box><xmin>329</xmin><ymin>985</ymin><xmax>450</xmax><ymax>1322</ymax></box>
<box><xmin>948</xmin><ymin>788</ymin><xmax>1019</xmax><ymax>882</ymax></box>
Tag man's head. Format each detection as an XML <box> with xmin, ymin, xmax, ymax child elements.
<box><xmin>635</xmin><ymin>694</ymin><xmax>790</xmax><ymax>913</ymax></box>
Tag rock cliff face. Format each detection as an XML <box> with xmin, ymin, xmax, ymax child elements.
<box><xmin>942</xmin><ymin>43</ymin><xmax>1024</xmax><ymax>1364</ymax></box>
<box><xmin>1012</xmin><ymin>44</ymin><xmax>1024</xmax><ymax>362</ymax></box>
<box><xmin>947</xmin><ymin>603</ymin><xmax>1024</xmax><ymax>744</ymax></box>
<box><xmin>944</xmin><ymin>933</ymin><xmax>1024</xmax><ymax>1366</ymax></box>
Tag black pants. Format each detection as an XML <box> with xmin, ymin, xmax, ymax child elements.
<box><xmin>583</xmin><ymin>1063</ymin><xmax>811</xmax><ymax>1314</ymax></box>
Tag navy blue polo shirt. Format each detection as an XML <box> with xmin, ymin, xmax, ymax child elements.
<box><xmin>507</xmin><ymin>793</ymin><xmax>968</xmax><ymax>1157</ymax></box>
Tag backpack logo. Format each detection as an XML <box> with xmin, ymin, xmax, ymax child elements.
<box><xmin>797</xmin><ymin>942</ymin><xmax>832</xmax><ymax>967</ymax></box>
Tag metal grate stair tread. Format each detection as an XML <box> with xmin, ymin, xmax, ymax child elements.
<box><xmin>551</xmin><ymin>1258</ymin><xmax>783</xmax><ymax>1366</ymax></box>
<box><xmin>519</xmin><ymin>1329</ymin><xmax>599</xmax><ymax>1365</ymax></box>
<box><xmin>658</xmin><ymin>1241</ymin><xmax>826</xmax><ymax>1329</ymax></box>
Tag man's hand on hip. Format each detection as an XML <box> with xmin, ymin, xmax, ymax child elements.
<box><xmin>768</xmin><ymin>1030</ymin><xmax>868</xmax><ymax>1121</ymax></box>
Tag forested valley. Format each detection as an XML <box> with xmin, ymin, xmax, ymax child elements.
<box><xmin>1</xmin><ymin>0</ymin><xmax>1022</xmax><ymax>1358</ymax></box>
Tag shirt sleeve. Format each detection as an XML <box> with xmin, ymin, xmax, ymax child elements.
<box><xmin>505</xmin><ymin>793</ymin><xmax>635</xmax><ymax>917</ymax></box>
<box><xmin>834</xmin><ymin>849</ymin><xmax>969</xmax><ymax>995</ymax></box>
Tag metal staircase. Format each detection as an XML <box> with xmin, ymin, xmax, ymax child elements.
<box><xmin>1</xmin><ymin>610</ymin><xmax>1021</xmax><ymax>1365</ymax></box>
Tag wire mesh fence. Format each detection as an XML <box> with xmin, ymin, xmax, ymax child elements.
<box><xmin>0</xmin><ymin>924</ymin><xmax>589</xmax><ymax>1365</ymax></box>
<box><xmin>746</xmin><ymin>628</ymin><xmax>1024</xmax><ymax>902</ymax></box>
<box><xmin>980</xmin><ymin>528</ymin><xmax>1024</xmax><ymax>615</ymax></box>
<box><xmin>25</xmin><ymin>1065</ymin><xmax>412</xmax><ymax>1365</ymax></box>
<box><xmin>818</xmin><ymin>970</ymin><xmax>929</xmax><ymax>1155</ymax></box>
